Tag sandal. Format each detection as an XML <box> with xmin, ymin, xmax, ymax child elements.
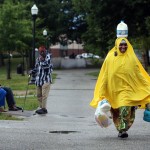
<box><xmin>118</xmin><ymin>131</ymin><xmax>128</xmax><ymax>138</ymax></box>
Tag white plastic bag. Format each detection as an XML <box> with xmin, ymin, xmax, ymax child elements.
<box><xmin>95</xmin><ymin>99</ymin><xmax>112</xmax><ymax>128</ymax></box>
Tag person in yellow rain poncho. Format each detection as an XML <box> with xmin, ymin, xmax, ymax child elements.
<box><xmin>90</xmin><ymin>37</ymin><xmax>150</xmax><ymax>138</ymax></box>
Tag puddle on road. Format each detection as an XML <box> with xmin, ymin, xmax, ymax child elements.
<box><xmin>76</xmin><ymin>116</ymin><xmax>85</xmax><ymax>118</ymax></box>
<box><xmin>49</xmin><ymin>131</ymin><xmax>79</xmax><ymax>134</ymax></box>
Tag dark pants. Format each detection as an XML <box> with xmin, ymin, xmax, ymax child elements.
<box><xmin>0</xmin><ymin>88</ymin><xmax>6</xmax><ymax>106</ymax></box>
<box><xmin>2</xmin><ymin>87</ymin><xmax>16</xmax><ymax>108</ymax></box>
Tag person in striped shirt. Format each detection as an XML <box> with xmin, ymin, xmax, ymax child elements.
<box><xmin>31</xmin><ymin>46</ymin><xmax>53</xmax><ymax>114</ymax></box>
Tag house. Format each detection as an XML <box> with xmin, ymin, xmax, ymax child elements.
<box><xmin>50</xmin><ymin>41</ymin><xmax>85</xmax><ymax>57</ymax></box>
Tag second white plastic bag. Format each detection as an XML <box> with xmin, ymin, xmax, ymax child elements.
<box><xmin>95</xmin><ymin>99</ymin><xmax>112</xmax><ymax>128</ymax></box>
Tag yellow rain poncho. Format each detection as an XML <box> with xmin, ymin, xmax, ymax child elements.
<box><xmin>90</xmin><ymin>37</ymin><xmax>150</xmax><ymax>109</ymax></box>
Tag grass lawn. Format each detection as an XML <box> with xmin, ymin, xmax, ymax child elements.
<box><xmin>0</xmin><ymin>113</ymin><xmax>24</xmax><ymax>121</ymax></box>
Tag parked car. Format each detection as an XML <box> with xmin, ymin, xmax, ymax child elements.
<box><xmin>76</xmin><ymin>53</ymin><xmax>100</xmax><ymax>59</ymax></box>
<box><xmin>76</xmin><ymin>54</ymin><xmax>82</xmax><ymax>58</ymax></box>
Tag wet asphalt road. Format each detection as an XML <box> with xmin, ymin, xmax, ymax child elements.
<box><xmin>0</xmin><ymin>69</ymin><xmax>150</xmax><ymax>150</ymax></box>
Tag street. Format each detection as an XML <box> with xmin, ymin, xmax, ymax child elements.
<box><xmin>0</xmin><ymin>69</ymin><xmax>150</xmax><ymax>150</ymax></box>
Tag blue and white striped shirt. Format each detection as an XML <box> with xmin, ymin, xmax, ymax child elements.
<box><xmin>33</xmin><ymin>53</ymin><xmax>53</xmax><ymax>86</ymax></box>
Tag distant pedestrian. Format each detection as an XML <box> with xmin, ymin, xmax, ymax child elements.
<box><xmin>31</xmin><ymin>46</ymin><xmax>53</xmax><ymax>115</ymax></box>
<box><xmin>69</xmin><ymin>52</ymin><xmax>76</xmax><ymax>59</ymax></box>
<box><xmin>90</xmin><ymin>21</ymin><xmax>150</xmax><ymax>138</ymax></box>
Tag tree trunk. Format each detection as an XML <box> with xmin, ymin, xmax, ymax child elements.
<box><xmin>0</xmin><ymin>53</ymin><xmax>5</xmax><ymax>67</ymax></box>
<box><xmin>6</xmin><ymin>53</ymin><xmax>11</xmax><ymax>79</ymax></box>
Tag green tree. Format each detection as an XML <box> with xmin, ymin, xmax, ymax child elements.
<box><xmin>0</xmin><ymin>0</ymin><xmax>32</xmax><ymax>78</ymax></box>
<box><xmin>73</xmin><ymin>0</ymin><xmax>150</xmax><ymax>57</ymax></box>
<box><xmin>31</xmin><ymin>0</ymin><xmax>85</xmax><ymax>44</ymax></box>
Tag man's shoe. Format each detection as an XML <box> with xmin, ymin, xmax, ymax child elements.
<box><xmin>9</xmin><ymin>106</ymin><xmax>22</xmax><ymax>111</ymax></box>
<box><xmin>118</xmin><ymin>131</ymin><xmax>128</xmax><ymax>138</ymax></box>
<box><xmin>16</xmin><ymin>106</ymin><xmax>23</xmax><ymax>110</ymax></box>
<box><xmin>9</xmin><ymin>107</ymin><xmax>18</xmax><ymax>111</ymax></box>
<box><xmin>36</xmin><ymin>108</ymin><xmax>48</xmax><ymax>114</ymax></box>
